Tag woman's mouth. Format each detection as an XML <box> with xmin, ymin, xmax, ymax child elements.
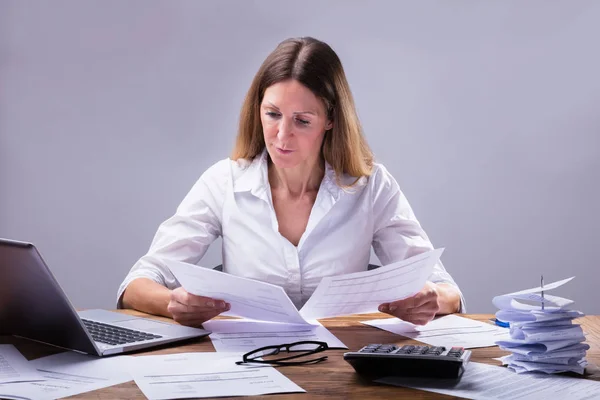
<box><xmin>276</xmin><ymin>147</ymin><xmax>294</xmax><ymax>155</ymax></box>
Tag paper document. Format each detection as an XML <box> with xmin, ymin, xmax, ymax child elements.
<box><xmin>299</xmin><ymin>248</ymin><xmax>443</xmax><ymax>320</ymax></box>
<box><xmin>203</xmin><ymin>319</ymin><xmax>347</xmax><ymax>352</ymax></box>
<box><xmin>362</xmin><ymin>315</ymin><xmax>510</xmax><ymax>349</ymax></box>
<box><xmin>496</xmin><ymin>309</ymin><xmax>584</xmax><ymax>324</ymax></box>
<box><xmin>492</xmin><ymin>276</ymin><xmax>575</xmax><ymax>312</ymax></box>
<box><xmin>499</xmin><ymin>355</ymin><xmax>588</xmax><ymax>374</ymax></box>
<box><xmin>510</xmin><ymin>324</ymin><xmax>584</xmax><ymax>342</ymax></box>
<box><xmin>167</xmin><ymin>248</ymin><xmax>441</xmax><ymax>322</ymax></box>
<box><xmin>501</xmin><ymin>342</ymin><xmax>590</xmax><ymax>357</ymax></box>
<box><xmin>376</xmin><ymin>361</ymin><xmax>600</xmax><ymax>400</ymax></box>
<box><xmin>167</xmin><ymin>259</ymin><xmax>309</xmax><ymax>325</ymax></box>
<box><xmin>496</xmin><ymin>337</ymin><xmax>586</xmax><ymax>353</ymax></box>
<box><xmin>0</xmin><ymin>345</ymin><xmax>44</xmax><ymax>384</ymax></box>
<box><xmin>0</xmin><ymin>351</ymin><xmax>132</xmax><ymax>400</ymax></box>
<box><xmin>129</xmin><ymin>352</ymin><xmax>305</xmax><ymax>400</ymax></box>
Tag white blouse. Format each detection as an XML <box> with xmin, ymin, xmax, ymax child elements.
<box><xmin>117</xmin><ymin>151</ymin><xmax>466</xmax><ymax>312</ymax></box>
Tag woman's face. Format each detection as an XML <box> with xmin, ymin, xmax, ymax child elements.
<box><xmin>260</xmin><ymin>79</ymin><xmax>332</xmax><ymax>169</ymax></box>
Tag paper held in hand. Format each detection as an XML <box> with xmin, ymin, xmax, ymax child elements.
<box><xmin>299</xmin><ymin>248</ymin><xmax>443</xmax><ymax>320</ymax></box>
<box><xmin>165</xmin><ymin>248</ymin><xmax>443</xmax><ymax>323</ymax></box>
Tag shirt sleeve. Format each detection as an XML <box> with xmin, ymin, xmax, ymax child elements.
<box><xmin>116</xmin><ymin>159</ymin><xmax>229</xmax><ymax>308</ymax></box>
<box><xmin>370</xmin><ymin>164</ymin><xmax>466</xmax><ymax>313</ymax></box>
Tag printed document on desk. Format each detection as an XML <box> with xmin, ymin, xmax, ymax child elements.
<box><xmin>167</xmin><ymin>259</ymin><xmax>309</xmax><ymax>325</ymax></box>
<box><xmin>0</xmin><ymin>345</ymin><xmax>44</xmax><ymax>384</ymax></box>
<box><xmin>376</xmin><ymin>361</ymin><xmax>600</xmax><ymax>400</ymax></box>
<box><xmin>361</xmin><ymin>314</ymin><xmax>510</xmax><ymax>349</ymax></box>
<box><xmin>0</xmin><ymin>351</ymin><xmax>131</xmax><ymax>400</ymax></box>
<box><xmin>299</xmin><ymin>248</ymin><xmax>443</xmax><ymax>320</ymax></box>
<box><xmin>129</xmin><ymin>352</ymin><xmax>305</xmax><ymax>400</ymax></box>
<box><xmin>203</xmin><ymin>318</ymin><xmax>347</xmax><ymax>352</ymax></box>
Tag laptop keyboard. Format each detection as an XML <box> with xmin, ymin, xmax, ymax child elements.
<box><xmin>82</xmin><ymin>319</ymin><xmax>163</xmax><ymax>346</ymax></box>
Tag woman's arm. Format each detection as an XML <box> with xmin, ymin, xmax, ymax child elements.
<box><xmin>122</xmin><ymin>278</ymin><xmax>172</xmax><ymax>317</ymax></box>
<box><xmin>122</xmin><ymin>278</ymin><xmax>230</xmax><ymax>327</ymax></box>
<box><xmin>436</xmin><ymin>282</ymin><xmax>462</xmax><ymax>314</ymax></box>
<box><xmin>117</xmin><ymin>160</ymin><xmax>229</xmax><ymax>315</ymax></box>
<box><xmin>370</xmin><ymin>164</ymin><xmax>466</xmax><ymax>321</ymax></box>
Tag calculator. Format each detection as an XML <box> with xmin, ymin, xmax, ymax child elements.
<box><xmin>343</xmin><ymin>344</ymin><xmax>471</xmax><ymax>379</ymax></box>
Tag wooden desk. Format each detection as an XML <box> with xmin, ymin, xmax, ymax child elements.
<box><xmin>2</xmin><ymin>312</ymin><xmax>599</xmax><ymax>399</ymax></box>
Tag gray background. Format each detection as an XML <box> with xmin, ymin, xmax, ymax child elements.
<box><xmin>1</xmin><ymin>1</ymin><xmax>599</xmax><ymax>314</ymax></box>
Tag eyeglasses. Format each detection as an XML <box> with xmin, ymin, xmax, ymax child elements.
<box><xmin>235</xmin><ymin>340</ymin><xmax>329</xmax><ymax>366</ymax></box>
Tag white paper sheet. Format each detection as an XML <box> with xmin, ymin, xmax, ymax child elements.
<box><xmin>496</xmin><ymin>336</ymin><xmax>585</xmax><ymax>353</ymax></box>
<box><xmin>362</xmin><ymin>315</ymin><xmax>510</xmax><ymax>349</ymax></box>
<box><xmin>166</xmin><ymin>259</ymin><xmax>309</xmax><ymax>325</ymax></box>
<box><xmin>0</xmin><ymin>345</ymin><xmax>44</xmax><ymax>384</ymax></box>
<box><xmin>509</xmin><ymin>358</ymin><xmax>588</xmax><ymax>375</ymax></box>
<box><xmin>500</xmin><ymin>342</ymin><xmax>590</xmax><ymax>358</ymax></box>
<box><xmin>509</xmin><ymin>324</ymin><xmax>584</xmax><ymax>342</ymax></box>
<box><xmin>376</xmin><ymin>361</ymin><xmax>600</xmax><ymax>400</ymax></box>
<box><xmin>499</xmin><ymin>354</ymin><xmax>588</xmax><ymax>374</ymax></box>
<box><xmin>203</xmin><ymin>319</ymin><xmax>347</xmax><ymax>352</ymax></box>
<box><xmin>0</xmin><ymin>351</ymin><xmax>132</xmax><ymax>400</ymax></box>
<box><xmin>511</xmin><ymin>319</ymin><xmax>577</xmax><ymax>329</ymax></box>
<box><xmin>492</xmin><ymin>277</ymin><xmax>575</xmax><ymax>312</ymax></box>
<box><xmin>299</xmin><ymin>248</ymin><xmax>443</xmax><ymax>320</ymax></box>
<box><xmin>502</xmin><ymin>353</ymin><xmax>581</xmax><ymax>365</ymax></box>
<box><xmin>129</xmin><ymin>352</ymin><xmax>305</xmax><ymax>400</ymax></box>
<box><xmin>167</xmin><ymin>249</ymin><xmax>440</xmax><ymax>323</ymax></box>
<box><xmin>496</xmin><ymin>309</ymin><xmax>584</xmax><ymax>324</ymax></box>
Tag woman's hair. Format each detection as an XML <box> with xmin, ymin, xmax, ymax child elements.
<box><xmin>231</xmin><ymin>37</ymin><xmax>374</xmax><ymax>182</ymax></box>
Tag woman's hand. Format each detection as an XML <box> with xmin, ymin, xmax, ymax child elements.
<box><xmin>167</xmin><ymin>287</ymin><xmax>230</xmax><ymax>327</ymax></box>
<box><xmin>378</xmin><ymin>281</ymin><xmax>461</xmax><ymax>325</ymax></box>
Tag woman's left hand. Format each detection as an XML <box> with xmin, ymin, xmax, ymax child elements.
<box><xmin>378</xmin><ymin>281</ymin><xmax>441</xmax><ymax>325</ymax></box>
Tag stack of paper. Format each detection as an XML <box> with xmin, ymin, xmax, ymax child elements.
<box><xmin>493</xmin><ymin>277</ymin><xmax>589</xmax><ymax>374</ymax></box>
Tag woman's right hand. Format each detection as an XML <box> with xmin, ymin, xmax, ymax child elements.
<box><xmin>167</xmin><ymin>287</ymin><xmax>231</xmax><ymax>327</ymax></box>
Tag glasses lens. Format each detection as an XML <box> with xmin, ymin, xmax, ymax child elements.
<box><xmin>287</xmin><ymin>342</ymin><xmax>324</xmax><ymax>352</ymax></box>
<box><xmin>253</xmin><ymin>347</ymin><xmax>281</xmax><ymax>357</ymax></box>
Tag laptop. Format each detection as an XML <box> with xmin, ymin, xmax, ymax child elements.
<box><xmin>0</xmin><ymin>238</ymin><xmax>210</xmax><ymax>356</ymax></box>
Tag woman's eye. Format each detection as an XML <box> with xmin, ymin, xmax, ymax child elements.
<box><xmin>296</xmin><ymin>118</ymin><xmax>310</xmax><ymax>126</ymax></box>
<box><xmin>265</xmin><ymin>112</ymin><xmax>280</xmax><ymax>118</ymax></box>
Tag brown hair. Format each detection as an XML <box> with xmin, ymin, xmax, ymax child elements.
<box><xmin>231</xmin><ymin>37</ymin><xmax>373</xmax><ymax>183</ymax></box>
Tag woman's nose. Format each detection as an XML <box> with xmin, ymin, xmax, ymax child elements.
<box><xmin>277</xmin><ymin>118</ymin><xmax>293</xmax><ymax>140</ymax></box>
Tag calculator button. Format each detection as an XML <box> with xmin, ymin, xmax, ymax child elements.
<box><xmin>412</xmin><ymin>346</ymin><xmax>428</xmax><ymax>354</ymax></box>
<box><xmin>375</xmin><ymin>347</ymin><xmax>394</xmax><ymax>353</ymax></box>
<box><xmin>398</xmin><ymin>345</ymin><xmax>415</xmax><ymax>354</ymax></box>
<box><xmin>363</xmin><ymin>345</ymin><xmax>380</xmax><ymax>352</ymax></box>
<box><xmin>361</xmin><ymin>348</ymin><xmax>376</xmax><ymax>353</ymax></box>
<box><xmin>448</xmin><ymin>347</ymin><xmax>464</xmax><ymax>357</ymax></box>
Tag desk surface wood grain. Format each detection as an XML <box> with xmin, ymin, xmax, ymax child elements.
<box><xmin>2</xmin><ymin>312</ymin><xmax>599</xmax><ymax>399</ymax></box>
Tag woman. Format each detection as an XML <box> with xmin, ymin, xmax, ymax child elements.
<box><xmin>118</xmin><ymin>37</ymin><xmax>465</xmax><ymax>327</ymax></box>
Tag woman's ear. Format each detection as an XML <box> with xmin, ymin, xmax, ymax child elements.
<box><xmin>325</xmin><ymin>120</ymin><xmax>333</xmax><ymax>131</ymax></box>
